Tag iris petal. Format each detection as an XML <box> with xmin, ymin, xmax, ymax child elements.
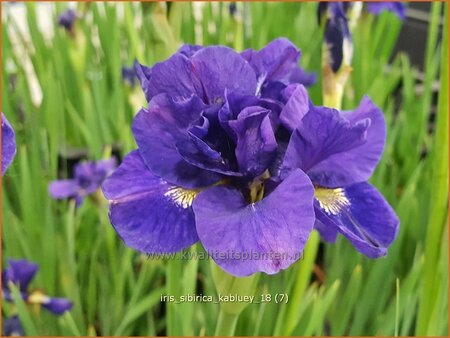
<box><xmin>102</xmin><ymin>151</ymin><xmax>199</xmax><ymax>254</ymax></box>
<box><xmin>3</xmin><ymin>259</ymin><xmax>38</xmax><ymax>292</ymax></box>
<box><xmin>314</xmin><ymin>220</ymin><xmax>338</xmax><ymax>243</ymax></box>
<box><xmin>140</xmin><ymin>54</ymin><xmax>204</xmax><ymax>102</ymax></box>
<box><xmin>314</xmin><ymin>182</ymin><xmax>399</xmax><ymax>258</ymax></box>
<box><xmin>193</xmin><ymin>169</ymin><xmax>315</xmax><ymax>277</ymax></box>
<box><xmin>241</xmin><ymin>38</ymin><xmax>301</xmax><ymax>85</ymax></box>
<box><xmin>2</xmin><ymin>113</ymin><xmax>16</xmax><ymax>175</ymax></box>
<box><xmin>282</xmin><ymin>97</ymin><xmax>385</xmax><ymax>187</ymax></box>
<box><xmin>176</xmin><ymin>132</ymin><xmax>243</xmax><ymax>177</ymax></box>
<box><xmin>228</xmin><ymin>107</ymin><xmax>278</xmax><ymax>177</ymax></box>
<box><xmin>132</xmin><ymin>94</ymin><xmax>221</xmax><ymax>188</ymax></box>
<box><xmin>279</xmin><ymin>84</ymin><xmax>310</xmax><ymax>132</ymax></box>
<box><xmin>190</xmin><ymin>46</ymin><xmax>258</xmax><ymax>104</ymax></box>
<box><xmin>42</xmin><ymin>297</ymin><xmax>73</xmax><ymax>315</ymax></box>
<box><xmin>48</xmin><ymin>180</ymin><xmax>79</xmax><ymax>199</ymax></box>
<box><xmin>308</xmin><ymin>97</ymin><xmax>386</xmax><ymax>187</ymax></box>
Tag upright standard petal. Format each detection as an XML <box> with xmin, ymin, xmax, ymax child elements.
<box><xmin>140</xmin><ymin>54</ymin><xmax>204</xmax><ymax>102</ymax></box>
<box><xmin>102</xmin><ymin>151</ymin><xmax>199</xmax><ymax>254</ymax></box>
<box><xmin>228</xmin><ymin>107</ymin><xmax>278</xmax><ymax>177</ymax></box>
<box><xmin>136</xmin><ymin>46</ymin><xmax>257</xmax><ymax>103</ymax></box>
<box><xmin>314</xmin><ymin>182</ymin><xmax>399</xmax><ymax>257</ymax></box>
<box><xmin>242</xmin><ymin>38</ymin><xmax>301</xmax><ymax>86</ymax></box>
<box><xmin>281</xmin><ymin>104</ymin><xmax>369</xmax><ymax>182</ymax></box>
<box><xmin>279</xmin><ymin>84</ymin><xmax>310</xmax><ymax>132</ymax></box>
<box><xmin>282</xmin><ymin>97</ymin><xmax>385</xmax><ymax>187</ymax></box>
<box><xmin>190</xmin><ymin>46</ymin><xmax>257</xmax><ymax>103</ymax></box>
<box><xmin>132</xmin><ymin>94</ymin><xmax>221</xmax><ymax>188</ymax></box>
<box><xmin>2</xmin><ymin>113</ymin><xmax>16</xmax><ymax>175</ymax></box>
<box><xmin>193</xmin><ymin>169</ymin><xmax>315</xmax><ymax>276</ymax></box>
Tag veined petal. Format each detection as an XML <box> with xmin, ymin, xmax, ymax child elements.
<box><xmin>228</xmin><ymin>107</ymin><xmax>278</xmax><ymax>177</ymax></box>
<box><xmin>242</xmin><ymin>37</ymin><xmax>300</xmax><ymax>85</ymax></box>
<box><xmin>191</xmin><ymin>46</ymin><xmax>257</xmax><ymax>104</ymax></box>
<box><xmin>102</xmin><ymin>151</ymin><xmax>199</xmax><ymax>254</ymax></box>
<box><xmin>139</xmin><ymin>54</ymin><xmax>204</xmax><ymax>102</ymax></box>
<box><xmin>132</xmin><ymin>94</ymin><xmax>221</xmax><ymax>188</ymax></box>
<box><xmin>193</xmin><ymin>169</ymin><xmax>315</xmax><ymax>277</ymax></box>
<box><xmin>2</xmin><ymin>113</ymin><xmax>16</xmax><ymax>175</ymax></box>
<box><xmin>218</xmin><ymin>91</ymin><xmax>281</xmax><ymax>140</ymax></box>
<box><xmin>314</xmin><ymin>182</ymin><xmax>399</xmax><ymax>258</ymax></box>
<box><xmin>281</xmin><ymin>98</ymin><xmax>386</xmax><ymax>188</ymax></box>
<box><xmin>279</xmin><ymin>84</ymin><xmax>310</xmax><ymax>132</ymax></box>
<box><xmin>309</xmin><ymin>97</ymin><xmax>386</xmax><ymax>187</ymax></box>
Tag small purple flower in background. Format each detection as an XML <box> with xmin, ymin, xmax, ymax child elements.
<box><xmin>367</xmin><ymin>2</ymin><xmax>406</xmax><ymax>20</ymax></box>
<box><xmin>2</xmin><ymin>113</ymin><xmax>16</xmax><ymax>176</ymax></box>
<box><xmin>104</xmin><ymin>38</ymin><xmax>398</xmax><ymax>277</ymax></box>
<box><xmin>3</xmin><ymin>315</ymin><xmax>24</xmax><ymax>336</ymax></box>
<box><xmin>121</xmin><ymin>65</ymin><xmax>138</xmax><ymax>87</ymax></box>
<box><xmin>49</xmin><ymin>158</ymin><xmax>116</xmax><ymax>206</ymax></box>
<box><xmin>2</xmin><ymin>259</ymin><xmax>72</xmax><ymax>316</ymax></box>
<box><xmin>58</xmin><ymin>9</ymin><xmax>77</xmax><ymax>32</ymax></box>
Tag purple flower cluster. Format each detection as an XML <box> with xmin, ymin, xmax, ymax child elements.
<box><xmin>49</xmin><ymin>158</ymin><xmax>116</xmax><ymax>207</ymax></box>
<box><xmin>2</xmin><ymin>260</ymin><xmax>72</xmax><ymax>317</ymax></box>
<box><xmin>102</xmin><ymin>38</ymin><xmax>399</xmax><ymax>277</ymax></box>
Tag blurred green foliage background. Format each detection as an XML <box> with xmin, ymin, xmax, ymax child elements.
<box><xmin>2</xmin><ymin>2</ymin><xmax>448</xmax><ymax>336</ymax></box>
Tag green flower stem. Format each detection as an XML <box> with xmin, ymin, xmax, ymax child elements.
<box><xmin>211</xmin><ymin>261</ymin><xmax>260</xmax><ymax>336</ymax></box>
<box><xmin>214</xmin><ymin>310</ymin><xmax>239</xmax><ymax>336</ymax></box>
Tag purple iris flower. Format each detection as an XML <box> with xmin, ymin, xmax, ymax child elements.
<box><xmin>58</xmin><ymin>9</ymin><xmax>77</xmax><ymax>32</ymax></box>
<box><xmin>3</xmin><ymin>315</ymin><xmax>24</xmax><ymax>336</ymax></box>
<box><xmin>2</xmin><ymin>113</ymin><xmax>16</xmax><ymax>175</ymax></box>
<box><xmin>104</xmin><ymin>39</ymin><xmax>319</xmax><ymax>277</ymax></box>
<box><xmin>2</xmin><ymin>259</ymin><xmax>72</xmax><ymax>315</ymax></box>
<box><xmin>103</xmin><ymin>38</ymin><xmax>398</xmax><ymax>277</ymax></box>
<box><xmin>367</xmin><ymin>2</ymin><xmax>406</xmax><ymax>20</ymax></box>
<box><xmin>280</xmin><ymin>94</ymin><xmax>399</xmax><ymax>258</ymax></box>
<box><xmin>49</xmin><ymin>158</ymin><xmax>116</xmax><ymax>206</ymax></box>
